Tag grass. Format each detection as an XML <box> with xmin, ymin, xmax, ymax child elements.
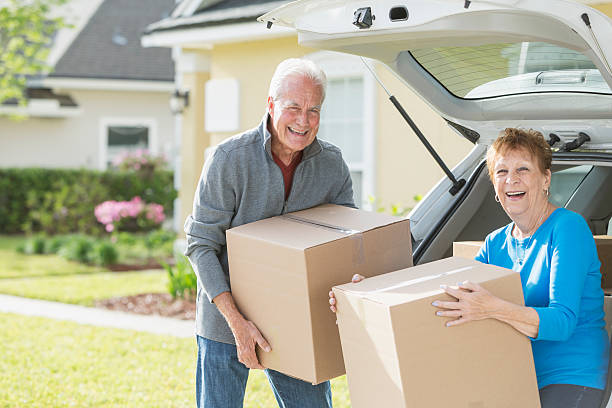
<box><xmin>0</xmin><ymin>250</ymin><xmax>103</xmax><ymax>279</ymax></box>
<box><xmin>1</xmin><ymin>313</ymin><xmax>351</xmax><ymax>407</ymax></box>
<box><xmin>0</xmin><ymin>270</ymin><xmax>167</xmax><ymax>305</ymax></box>
<box><xmin>0</xmin><ymin>234</ymin><xmax>167</xmax><ymax>304</ymax></box>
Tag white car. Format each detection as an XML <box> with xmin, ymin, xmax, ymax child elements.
<box><xmin>261</xmin><ymin>0</ymin><xmax>612</xmax><ymax>405</ymax></box>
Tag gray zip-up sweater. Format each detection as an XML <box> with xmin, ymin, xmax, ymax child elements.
<box><xmin>184</xmin><ymin>114</ymin><xmax>355</xmax><ymax>344</ymax></box>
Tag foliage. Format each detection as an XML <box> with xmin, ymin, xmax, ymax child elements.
<box><xmin>95</xmin><ymin>196</ymin><xmax>165</xmax><ymax>233</ymax></box>
<box><xmin>0</xmin><ymin>168</ymin><xmax>176</xmax><ymax>234</ymax></box>
<box><xmin>144</xmin><ymin>228</ymin><xmax>176</xmax><ymax>257</ymax></box>
<box><xmin>58</xmin><ymin>236</ymin><xmax>94</xmax><ymax>263</ymax></box>
<box><xmin>0</xmin><ymin>0</ymin><xmax>69</xmax><ymax>108</ymax></box>
<box><xmin>92</xmin><ymin>241</ymin><xmax>119</xmax><ymax>266</ymax></box>
<box><xmin>112</xmin><ymin>149</ymin><xmax>168</xmax><ymax>173</ymax></box>
<box><xmin>368</xmin><ymin>194</ymin><xmax>422</xmax><ymax>217</ymax></box>
<box><xmin>163</xmin><ymin>256</ymin><xmax>196</xmax><ymax>301</ymax></box>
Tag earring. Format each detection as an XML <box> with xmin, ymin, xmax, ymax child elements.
<box><xmin>544</xmin><ymin>188</ymin><xmax>550</xmax><ymax>197</ymax></box>
<box><xmin>495</xmin><ymin>194</ymin><xmax>500</xmax><ymax>203</ymax></box>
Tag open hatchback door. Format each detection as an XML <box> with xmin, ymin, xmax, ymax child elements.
<box><xmin>260</xmin><ymin>0</ymin><xmax>612</xmax><ymax>263</ymax></box>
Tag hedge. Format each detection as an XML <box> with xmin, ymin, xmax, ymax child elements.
<box><xmin>0</xmin><ymin>168</ymin><xmax>176</xmax><ymax>234</ymax></box>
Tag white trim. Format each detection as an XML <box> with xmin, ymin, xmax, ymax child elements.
<box><xmin>35</xmin><ymin>77</ymin><xmax>174</xmax><ymax>92</ymax></box>
<box><xmin>141</xmin><ymin>21</ymin><xmax>294</xmax><ymax>48</ymax></box>
<box><xmin>304</xmin><ymin>51</ymin><xmax>377</xmax><ymax>209</ymax></box>
<box><xmin>98</xmin><ymin>117</ymin><xmax>159</xmax><ymax>170</ymax></box>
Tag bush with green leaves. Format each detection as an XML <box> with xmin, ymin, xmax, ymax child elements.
<box><xmin>58</xmin><ymin>237</ymin><xmax>94</xmax><ymax>263</ymax></box>
<box><xmin>16</xmin><ymin>236</ymin><xmax>46</xmax><ymax>254</ymax></box>
<box><xmin>92</xmin><ymin>242</ymin><xmax>119</xmax><ymax>266</ymax></box>
<box><xmin>163</xmin><ymin>256</ymin><xmax>197</xmax><ymax>301</ymax></box>
<box><xmin>0</xmin><ymin>168</ymin><xmax>176</xmax><ymax>234</ymax></box>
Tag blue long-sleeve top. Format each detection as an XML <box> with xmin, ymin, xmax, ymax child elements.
<box><xmin>476</xmin><ymin>208</ymin><xmax>609</xmax><ymax>389</ymax></box>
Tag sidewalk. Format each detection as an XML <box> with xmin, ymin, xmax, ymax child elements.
<box><xmin>0</xmin><ymin>294</ymin><xmax>193</xmax><ymax>338</ymax></box>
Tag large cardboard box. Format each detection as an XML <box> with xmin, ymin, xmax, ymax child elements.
<box><xmin>333</xmin><ymin>257</ymin><xmax>540</xmax><ymax>408</ymax></box>
<box><xmin>226</xmin><ymin>204</ymin><xmax>413</xmax><ymax>384</ymax></box>
<box><xmin>455</xmin><ymin>237</ymin><xmax>612</xmax><ymax>293</ymax></box>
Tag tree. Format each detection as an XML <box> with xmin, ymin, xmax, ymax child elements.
<box><xmin>0</xmin><ymin>0</ymin><xmax>68</xmax><ymax>106</ymax></box>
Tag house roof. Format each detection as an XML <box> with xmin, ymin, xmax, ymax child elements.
<box><xmin>50</xmin><ymin>0</ymin><xmax>175</xmax><ymax>82</ymax></box>
<box><xmin>143</xmin><ymin>0</ymin><xmax>290</xmax><ymax>35</ymax></box>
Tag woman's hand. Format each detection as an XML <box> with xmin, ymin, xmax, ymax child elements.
<box><xmin>432</xmin><ymin>281</ymin><xmax>501</xmax><ymax>327</ymax></box>
<box><xmin>329</xmin><ymin>274</ymin><xmax>364</xmax><ymax>313</ymax></box>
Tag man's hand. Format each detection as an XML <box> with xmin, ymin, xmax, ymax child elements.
<box><xmin>213</xmin><ymin>291</ymin><xmax>271</xmax><ymax>369</ymax></box>
<box><xmin>231</xmin><ymin>317</ymin><xmax>271</xmax><ymax>369</ymax></box>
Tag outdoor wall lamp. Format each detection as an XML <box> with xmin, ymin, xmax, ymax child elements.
<box><xmin>170</xmin><ymin>89</ymin><xmax>190</xmax><ymax>115</ymax></box>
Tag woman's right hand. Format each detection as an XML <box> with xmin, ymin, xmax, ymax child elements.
<box><xmin>329</xmin><ymin>274</ymin><xmax>365</xmax><ymax>313</ymax></box>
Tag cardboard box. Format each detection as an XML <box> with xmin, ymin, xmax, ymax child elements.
<box><xmin>333</xmin><ymin>257</ymin><xmax>540</xmax><ymax>408</ymax></box>
<box><xmin>455</xmin><ymin>237</ymin><xmax>612</xmax><ymax>293</ymax></box>
<box><xmin>595</xmin><ymin>236</ymin><xmax>612</xmax><ymax>293</ymax></box>
<box><xmin>226</xmin><ymin>204</ymin><xmax>413</xmax><ymax>384</ymax></box>
<box><xmin>452</xmin><ymin>241</ymin><xmax>483</xmax><ymax>260</ymax></box>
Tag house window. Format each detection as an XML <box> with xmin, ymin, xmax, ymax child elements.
<box><xmin>107</xmin><ymin>126</ymin><xmax>149</xmax><ymax>167</ymax></box>
<box><xmin>319</xmin><ymin>77</ymin><xmax>365</xmax><ymax>206</ymax></box>
<box><xmin>99</xmin><ymin>118</ymin><xmax>157</xmax><ymax>170</ymax></box>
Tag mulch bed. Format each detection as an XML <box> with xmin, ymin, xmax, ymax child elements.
<box><xmin>95</xmin><ymin>293</ymin><xmax>195</xmax><ymax>320</ymax></box>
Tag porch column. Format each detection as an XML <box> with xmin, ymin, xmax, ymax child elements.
<box><xmin>174</xmin><ymin>50</ymin><xmax>210</xmax><ymax>236</ymax></box>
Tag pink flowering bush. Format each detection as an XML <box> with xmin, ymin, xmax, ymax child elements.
<box><xmin>95</xmin><ymin>196</ymin><xmax>165</xmax><ymax>232</ymax></box>
<box><xmin>112</xmin><ymin>149</ymin><xmax>167</xmax><ymax>173</ymax></box>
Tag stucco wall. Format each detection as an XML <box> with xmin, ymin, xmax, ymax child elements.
<box><xmin>0</xmin><ymin>89</ymin><xmax>174</xmax><ymax>169</ymax></box>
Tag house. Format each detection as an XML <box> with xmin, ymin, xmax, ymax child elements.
<box><xmin>140</xmin><ymin>0</ymin><xmax>612</xmax><ymax>230</ymax></box>
<box><xmin>0</xmin><ymin>0</ymin><xmax>176</xmax><ymax>171</ymax></box>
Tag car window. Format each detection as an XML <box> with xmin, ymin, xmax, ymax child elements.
<box><xmin>410</xmin><ymin>42</ymin><xmax>611</xmax><ymax>99</ymax></box>
<box><xmin>549</xmin><ymin>165</ymin><xmax>593</xmax><ymax>207</ymax></box>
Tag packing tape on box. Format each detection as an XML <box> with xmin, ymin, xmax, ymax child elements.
<box><xmin>351</xmin><ymin>265</ymin><xmax>475</xmax><ymax>295</ymax></box>
<box><xmin>282</xmin><ymin>214</ymin><xmax>365</xmax><ymax>265</ymax></box>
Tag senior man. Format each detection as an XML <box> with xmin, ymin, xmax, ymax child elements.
<box><xmin>184</xmin><ymin>58</ymin><xmax>355</xmax><ymax>408</ymax></box>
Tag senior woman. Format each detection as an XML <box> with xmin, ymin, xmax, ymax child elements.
<box><xmin>328</xmin><ymin>128</ymin><xmax>608</xmax><ymax>407</ymax></box>
<box><xmin>432</xmin><ymin>128</ymin><xmax>609</xmax><ymax>407</ymax></box>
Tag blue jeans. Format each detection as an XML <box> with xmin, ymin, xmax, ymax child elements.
<box><xmin>196</xmin><ymin>336</ymin><xmax>333</xmax><ymax>408</ymax></box>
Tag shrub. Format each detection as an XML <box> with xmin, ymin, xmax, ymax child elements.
<box><xmin>92</xmin><ymin>242</ymin><xmax>119</xmax><ymax>266</ymax></box>
<box><xmin>164</xmin><ymin>257</ymin><xmax>197</xmax><ymax>300</ymax></box>
<box><xmin>95</xmin><ymin>197</ymin><xmax>165</xmax><ymax>233</ymax></box>
<box><xmin>112</xmin><ymin>149</ymin><xmax>167</xmax><ymax>174</ymax></box>
<box><xmin>145</xmin><ymin>229</ymin><xmax>175</xmax><ymax>251</ymax></box>
<box><xmin>0</xmin><ymin>168</ymin><xmax>176</xmax><ymax>234</ymax></box>
<box><xmin>58</xmin><ymin>237</ymin><xmax>94</xmax><ymax>263</ymax></box>
<box><xmin>24</xmin><ymin>236</ymin><xmax>46</xmax><ymax>255</ymax></box>
<box><xmin>45</xmin><ymin>235</ymin><xmax>69</xmax><ymax>254</ymax></box>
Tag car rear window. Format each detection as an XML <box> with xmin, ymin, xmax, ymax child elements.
<box><xmin>410</xmin><ymin>42</ymin><xmax>612</xmax><ymax>99</ymax></box>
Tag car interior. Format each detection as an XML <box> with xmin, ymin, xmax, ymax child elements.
<box><xmin>418</xmin><ymin>156</ymin><xmax>612</xmax><ymax>264</ymax></box>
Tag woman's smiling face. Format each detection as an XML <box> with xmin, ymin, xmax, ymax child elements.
<box><xmin>492</xmin><ymin>148</ymin><xmax>551</xmax><ymax>221</ymax></box>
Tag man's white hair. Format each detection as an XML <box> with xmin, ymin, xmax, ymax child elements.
<box><xmin>268</xmin><ymin>58</ymin><xmax>327</xmax><ymax>103</ymax></box>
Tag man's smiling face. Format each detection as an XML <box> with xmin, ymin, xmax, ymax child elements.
<box><xmin>267</xmin><ymin>74</ymin><xmax>323</xmax><ymax>158</ymax></box>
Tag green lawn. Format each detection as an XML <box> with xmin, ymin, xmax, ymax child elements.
<box><xmin>1</xmin><ymin>313</ymin><xmax>351</xmax><ymax>407</ymax></box>
<box><xmin>0</xmin><ymin>235</ymin><xmax>167</xmax><ymax>305</ymax></box>
<box><xmin>0</xmin><ymin>270</ymin><xmax>167</xmax><ymax>306</ymax></box>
